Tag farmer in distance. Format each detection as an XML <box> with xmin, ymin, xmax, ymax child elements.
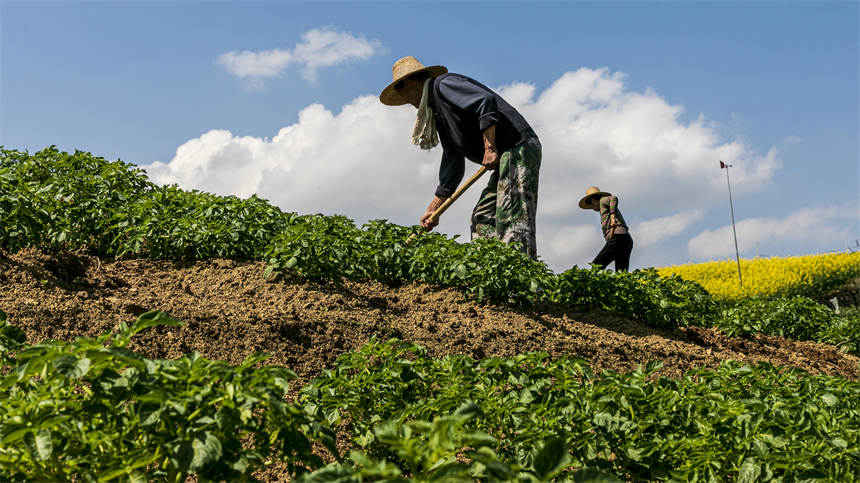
<box><xmin>379</xmin><ymin>56</ymin><xmax>542</xmax><ymax>259</ymax></box>
<box><xmin>579</xmin><ymin>187</ymin><xmax>633</xmax><ymax>272</ymax></box>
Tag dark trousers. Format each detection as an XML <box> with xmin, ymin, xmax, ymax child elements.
<box><xmin>592</xmin><ymin>233</ymin><xmax>633</xmax><ymax>272</ymax></box>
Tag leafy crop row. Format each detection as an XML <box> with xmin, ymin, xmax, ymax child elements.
<box><xmin>0</xmin><ymin>147</ymin><xmax>855</xmax><ymax>352</ymax></box>
<box><xmin>0</xmin><ymin>311</ymin><xmax>335</xmax><ymax>482</ymax></box>
<box><xmin>303</xmin><ymin>338</ymin><xmax>860</xmax><ymax>482</ymax></box>
<box><xmin>260</xmin><ymin>206</ymin><xmax>855</xmax><ymax>352</ymax></box>
<box><xmin>3</xmin><ymin>314</ymin><xmax>856</xmax><ymax>481</ymax></box>
<box><xmin>819</xmin><ymin>307</ymin><xmax>860</xmax><ymax>356</ymax></box>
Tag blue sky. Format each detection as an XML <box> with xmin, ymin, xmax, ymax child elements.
<box><xmin>2</xmin><ymin>1</ymin><xmax>858</xmax><ymax>270</ymax></box>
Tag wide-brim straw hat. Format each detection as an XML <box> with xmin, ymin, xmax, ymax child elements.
<box><xmin>379</xmin><ymin>56</ymin><xmax>447</xmax><ymax>106</ymax></box>
<box><xmin>578</xmin><ymin>186</ymin><xmax>612</xmax><ymax>209</ymax></box>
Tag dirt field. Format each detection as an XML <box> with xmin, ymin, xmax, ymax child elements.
<box><xmin>1</xmin><ymin>248</ymin><xmax>857</xmax><ymax>384</ymax></box>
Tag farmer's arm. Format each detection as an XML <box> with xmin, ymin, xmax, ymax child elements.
<box><xmin>423</xmin><ymin>150</ymin><xmax>463</xmax><ymax>230</ymax></box>
<box><xmin>606</xmin><ymin>195</ymin><xmax>620</xmax><ymax>226</ymax></box>
<box><xmin>601</xmin><ymin>196</ymin><xmax>622</xmax><ymax>237</ymax></box>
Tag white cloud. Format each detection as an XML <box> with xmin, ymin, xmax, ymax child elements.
<box><xmin>632</xmin><ymin>210</ymin><xmax>705</xmax><ymax>248</ymax></box>
<box><xmin>147</xmin><ymin>97</ymin><xmax>442</xmax><ymax>220</ymax></box>
<box><xmin>495</xmin><ymin>68</ymin><xmax>781</xmax><ymax>222</ymax></box>
<box><xmin>687</xmin><ymin>206</ymin><xmax>859</xmax><ymax>260</ymax></box>
<box><xmin>216</xmin><ymin>49</ymin><xmax>292</xmax><ymax>78</ymax></box>
<box><xmin>146</xmin><ymin>67</ymin><xmax>783</xmax><ymax>271</ymax></box>
<box><xmin>292</xmin><ymin>28</ymin><xmax>382</xmax><ymax>82</ymax></box>
<box><xmin>216</xmin><ymin>27</ymin><xmax>382</xmax><ymax>86</ymax></box>
<box><xmin>544</xmin><ymin>225</ymin><xmax>605</xmax><ymax>269</ymax></box>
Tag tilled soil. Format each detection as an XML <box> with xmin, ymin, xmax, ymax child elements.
<box><xmin>1</xmin><ymin>248</ymin><xmax>857</xmax><ymax>384</ymax></box>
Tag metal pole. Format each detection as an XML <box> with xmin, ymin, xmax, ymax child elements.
<box><xmin>723</xmin><ymin>161</ymin><xmax>743</xmax><ymax>288</ymax></box>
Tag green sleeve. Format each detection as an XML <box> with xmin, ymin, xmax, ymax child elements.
<box><xmin>600</xmin><ymin>196</ymin><xmax>618</xmax><ymax>215</ymax></box>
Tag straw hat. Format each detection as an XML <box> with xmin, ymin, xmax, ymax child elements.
<box><xmin>578</xmin><ymin>186</ymin><xmax>612</xmax><ymax>209</ymax></box>
<box><xmin>379</xmin><ymin>56</ymin><xmax>447</xmax><ymax>106</ymax></box>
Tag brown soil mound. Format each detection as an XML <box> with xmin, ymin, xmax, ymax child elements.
<box><xmin>1</xmin><ymin>248</ymin><xmax>857</xmax><ymax>383</ymax></box>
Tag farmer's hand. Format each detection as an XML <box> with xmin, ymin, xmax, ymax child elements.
<box><xmin>420</xmin><ymin>196</ymin><xmax>446</xmax><ymax>230</ymax></box>
<box><xmin>482</xmin><ymin>146</ymin><xmax>500</xmax><ymax>170</ymax></box>
<box><xmin>608</xmin><ymin>214</ymin><xmax>626</xmax><ymax>239</ymax></box>
<box><xmin>420</xmin><ymin>210</ymin><xmax>439</xmax><ymax>230</ymax></box>
<box><xmin>482</xmin><ymin>125</ymin><xmax>499</xmax><ymax>170</ymax></box>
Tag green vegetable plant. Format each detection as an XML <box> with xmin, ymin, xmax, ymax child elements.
<box><xmin>549</xmin><ymin>267</ymin><xmax>717</xmax><ymax>329</ymax></box>
<box><xmin>111</xmin><ymin>185</ymin><xmax>292</xmax><ymax>261</ymax></box>
<box><xmin>302</xmin><ymin>339</ymin><xmax>860</xmax><ymax>482</ymax></box>
<box><xmin>714</xmin><ymin>295</ymin><xmax>845</xmax><ymax>342</ymax></box>
<box><xmin>2</xmin><ymin>146</ymin><xmax>856</xmax><ymax>352</ymax></box>
<box><xmin>300</xmin><ymin>403</ymin><xmax>620</xmax><ymax>482</ymax></box>
<box><xmin>818</xmin><ymin>307</ymin><xmax>860</xmax><ymax>356</ymax></box>
<box><xmin>0</xmin><ymin>310</ymin><xmax>336</xmax><ymax>482</ymax></box>
<box><xmin>264</xmin><ymin>214</ymin><xmax>361</xmax><ymax>282</ymax></box>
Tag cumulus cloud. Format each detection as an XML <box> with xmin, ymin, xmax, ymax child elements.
<box><xmin>147</xmin><ymin>97</ymin><xmax>443</xmax><ymax>221</ymax></box>
<box><xmin>146</xmin><ymin>67</ymin><xmax>783</xmax><ymax>271</ymax></box>
<box><xmin>216</xmin><ymin>27</ymin><xmax>382</xmax><ymax>86</ymax></box>
<box><xmin>495</xmin><ymin>68</ymin><xmax>780</xmax><ymax>222</ymax></box>
<box><xmin>216</xmin><ymin>49</ymin><xmax>292</xmax><ymax>78</ymax></box>
<box><xmin>687</xmin><ymin>206</ymin><xmax>859</xmax><ymax>260</ymax></box>
<box><xmin>291</xmin><ymin>28</ymin><xmax>382</xmax><ymax>82</ymax></box>
<box><xmin>632</xmin><ymin>210</ymin><xmax>705</xmax><ymax>248</ymax></box>
<box><xmin>544</xmin><ymin>225</ymin><xmax>605</xmax><ymax>269</ymax></box>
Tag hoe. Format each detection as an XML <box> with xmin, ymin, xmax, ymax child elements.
<box><xmin>406</xmin><ymin>165</ymin><xmax>488</xmax><ymax>245</ymax></box>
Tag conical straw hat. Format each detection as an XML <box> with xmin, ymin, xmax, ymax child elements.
<box><xmin>578</xmin><ymin>186</ymin><xmax>612</xmax><ymax>209</ymax></box>
<box><xmin>379</xmin><ymin>56</ymin><xmax>447</xmax><ymax>106</ymax></box>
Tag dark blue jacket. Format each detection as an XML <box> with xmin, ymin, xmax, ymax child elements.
<box><xmin>427</xmin><ymin>73</ymin><xmax>538</xmax><ymax>197</ymax></box>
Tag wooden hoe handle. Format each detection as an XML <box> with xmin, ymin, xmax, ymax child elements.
<box><xmin>406</xmin><ymin>166</ymin><xmax>489</xmax><ymax>245</ymax></box>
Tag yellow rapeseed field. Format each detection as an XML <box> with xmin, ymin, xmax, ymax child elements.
<box><xmin>657</xmin><ymin>252</ymin><xmax>860</xmax><ymax>300</ymax></box>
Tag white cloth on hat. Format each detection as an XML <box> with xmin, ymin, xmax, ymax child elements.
<box><xmin>411</xmin><ymin>79</ymin><xmax>439</xmax><ymax>150</ymax></box>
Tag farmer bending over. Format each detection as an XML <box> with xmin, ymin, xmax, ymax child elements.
<box><xmin>379</xmin><ymin>56</ymin><xmax>542</xmax><ymax>259</ymax></box>
<box><xmin>579</xmin><ymin>187</ymin><xmax>633</xmax><ymax>272</ymax></box>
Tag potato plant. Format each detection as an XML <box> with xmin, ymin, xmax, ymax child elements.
<box><xmin>300</xmin><ymin>403</ymin><xmax>621</xmax><ymax>483</ymax></box>
<box><xmin>6</xmin><ymin>310</ymin><xmax>855</xmax><ymax>482</ymax></box>
<box><xmin>0</xmin><ymin>146</ymin><xmax>728</xmax><ymax>337</ymax></box>
<box><xmin>1</xmin><ymin>147</ymin><xmax>856</xmax><ymax>353</ymax></box>
<box><xmin>0</xmin><ymin>146</ymin><xmax>153</xmax><ymax>254</ymax></box>
<box><xmin>302</xmin><ymin>339</ymin><xmax>860</xmax><ymax>482</ymax></box>
<box><xmin>0</xmin><ymin>310</ymin><xmax>336</xmax><ymax>482</ymax></box>
<box><xmin>111</xmin><ymin>186</ymin><xmax>293</xmax><ymax>261</ymax></box>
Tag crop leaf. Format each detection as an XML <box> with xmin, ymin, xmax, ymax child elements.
<box><xmin>191</xmin><ymin>432</ymin><xmax>223</xmax><ymax>471</ymax></box>
<box><xmin>0</xmin><ymin>311</ymin><xmax>27</xmax><ymax>352</ymax></box>
<box><xmin>52</xmin><ymin>355</ymin><xmax>91</xmax><ymax>379</ymax></box>
<box><xmin>572</xmin><ymin>468</ymin><xmax>623</xmax><ymax>482</ymax></box>
<box><xmin>533</xmin><ymin>437</ymin><xmax>570</xmax><ymax>479</ymax></box>
<box><xmin>737</xmin><ymin>457</ymin><xmax>762</xmax><ymax>483</ymax></box>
